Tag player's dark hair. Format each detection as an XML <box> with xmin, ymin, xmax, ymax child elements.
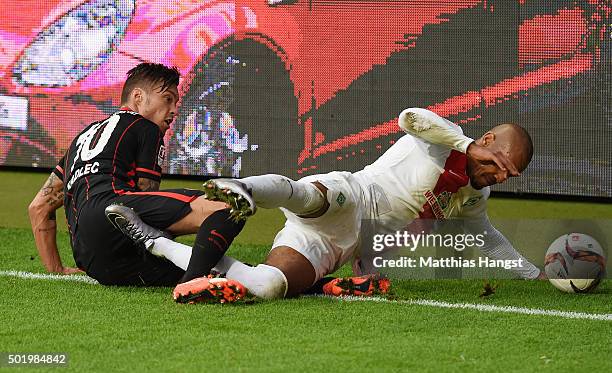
<box><xmin>120</xmin><ymin>63</ymin><xmax>180</xmax><ymax>103</ymax></box>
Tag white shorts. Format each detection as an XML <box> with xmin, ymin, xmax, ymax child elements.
<box><xmin>271</xmin><ymin>171</ymin><xmax>366</xmax><ymax>282</ymax></box>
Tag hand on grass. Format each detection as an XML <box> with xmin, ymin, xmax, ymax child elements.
<box><xmin>59</xmin><ymin>267</ymin><xmax>84</xmax><ymax>275</ymax></box>
<box><xmin>536</xmin><ymin>270</ymin><xmax>547</xmax><ymax>280</ymax></box>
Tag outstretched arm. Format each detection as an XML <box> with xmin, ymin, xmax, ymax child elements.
<box><xmin>399</xmin><ymin>108</ymin><xmax>519</xmax><ymax>175</ymax></box>
<box><xmin>399</xmin><ymin>108</ymin><xmax>474</xmax><ymax>153</ymax></box>
<box><xmin>28</xmin><ymin>173</ymin><xmax>81</xmax><ymax>274</ymax></box>
<box><xmin>463</xmin><ymin>215</ymin><xmax>544</xmax><ymax>279</ymax></box>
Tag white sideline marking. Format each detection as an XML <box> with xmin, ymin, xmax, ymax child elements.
<box><xmin>2</xmin><ymin>270</ymin><xmax>610</xmax><ymax>321</ymax></box>
<box><xmin>316</xmin><ymin>295</ymin><xmax>612</xmax><ymax>321</ymax></box>
<box><xmin>0</xmin><ymin>270</ymin><xmax>98</xmax><ymax>284</ymax></box>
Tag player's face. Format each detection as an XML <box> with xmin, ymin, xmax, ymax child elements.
<box><xmin>467</xmin><ymin>159</ymin><xmax>511</xmax><ymax>189</ymax></box>
<box><xmin>467</xmin><ymin>131</ymin><xmax>526</xmax><ymax>189</ymax></box>
<box><xmin>138</xmin><ymin>84</ymin><xmax>179</xmax><ymax>134</ymax></box>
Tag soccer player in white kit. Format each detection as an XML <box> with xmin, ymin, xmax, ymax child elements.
<box><xmin>114</xmin><ymin>108</ymin><xmax>543</xmax><ymax>301</ymax></box>
<box><xmin>200</xmin><ymin>107</ymin><xmax>542</xmax><ymax>299</ymax></box>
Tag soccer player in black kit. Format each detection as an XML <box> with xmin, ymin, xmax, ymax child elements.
<box><xmin>28</xmin><ymin>63</ymin><xmax>248</xmax><ymax>303</ymax></box>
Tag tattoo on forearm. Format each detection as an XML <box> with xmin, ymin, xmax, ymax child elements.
<box><xmin>40</xmin><ymin>173</ymin><xmax>64</xmax><ymax>207</ymax></box>
<box><xmin>46</xmin><ymin>191</ymin><xmax>64</xmax><ymax>206</ymax></box>
<box><xmin>48</xmin><ymin>211</ymin><xmax>56</xmax><ymax>221</ymax></box>
<box><xmin>41</xmin><ymin>174</ymin><xmax>56</xmax><ymax>196</ymax></box>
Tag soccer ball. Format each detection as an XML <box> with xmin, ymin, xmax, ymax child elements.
<box><xmin>544</xmin><ymin>233</ymin><xmax>606</xmax><ymax>293</ymax></box>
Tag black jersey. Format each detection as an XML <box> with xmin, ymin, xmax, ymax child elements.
<box><xmin>53</xmin><ymin>109</ymin><xmax>164</xmax><ymax>231</ymax></box>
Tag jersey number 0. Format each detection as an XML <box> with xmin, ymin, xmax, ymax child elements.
<box><xmin>71</xmin><ymin>114</ymin><xmax>120</xmax><ymax>172</ymax></box>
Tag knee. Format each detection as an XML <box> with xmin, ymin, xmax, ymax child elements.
<box><xmin>167</xmin><ymin>198</ymin><xmax>228</xmax><ymax>235</ymax></box>
<box><xmin>296</xmin><ymin>181</ymin><xmax>328</xmax><ymax>218</ymax></box>
<box><xmin>191</xmin><ymin>197</ymin><xmax>228</xmax><ymax>223</ymax></box>
<box><xmin>244</xmin><ymin>264</ymin><xmax>288</xmax><ymax>300</ymax></box>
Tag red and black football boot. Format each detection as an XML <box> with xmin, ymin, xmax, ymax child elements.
<box><xmin>322</xmin><ymin>274</ymin><xmax>391</xmax><ymax>297</ymax></box>
<box><xmin>173</xmin><ymin>276</ymin><xmax>247</xmax><ymax>304</ymax></box>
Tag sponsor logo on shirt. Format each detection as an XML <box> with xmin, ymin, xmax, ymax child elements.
<box><xmin>423</xmin><ymin>190</ymin><xmax>445</xmax><ymax>219</ymax></box>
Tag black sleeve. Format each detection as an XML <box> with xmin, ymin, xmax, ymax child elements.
<box><xmin>134</xmin><ymin>120</ymin><xmax>163</xmax><ymax>182</ymax></box>
<box><xmin>52</xmin><ymin>154</ymin><xmax>66</xmax><ymax>181</ymax></box>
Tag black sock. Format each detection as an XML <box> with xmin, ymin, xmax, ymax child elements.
<box><xmin>180</xmin><ymin>209</ymin><xmax>245</xmax><ymax>283</ymax></box>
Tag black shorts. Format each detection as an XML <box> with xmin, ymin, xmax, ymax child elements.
<box><xmin>72</xmin><ymin>189</ymin><xmax>204</xmax><ymax>287</ymax></box>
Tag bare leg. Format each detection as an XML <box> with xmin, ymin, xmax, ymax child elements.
<box><xmin>166</xmin><ymin>197</ymin><xmax>227</xmax><ymax>235</ymax></box>
<box><xmin>264</xmin><ymin>246</ymin><xmax>316</xmax><ymax>297</ymax></box>
<box><xmin>213</xmin><ymin>246</ymin><xmax>315</xmax><ymax>299</ymax></box>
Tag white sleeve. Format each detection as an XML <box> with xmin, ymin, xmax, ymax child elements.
<box><xmin>398</xmin><ymin>108</ymin><xmax>474</xmax><ymax>153</ymax></box>
<box><xmin>463</xmin><ymin>215</ymin><xmax>541</xmax><ymax>279</ymax></box>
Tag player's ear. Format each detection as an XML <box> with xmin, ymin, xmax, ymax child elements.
<box><xmin>480</xmin><ymin>132</ymin><xmax>496</xmax><ymax>147</ymax></box>
<box><xmin>132</xmin><ymin>87</ymin><xmax>144</xmax><ymax>105</ymax></box>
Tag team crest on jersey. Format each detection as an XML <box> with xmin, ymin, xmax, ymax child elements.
<box><xmin>462</xmin><ymin>196</ymin><xmax>482</xmax><ymax>207</ymax></box>
<box><xmin>336</xmin><ymin>192</ymin><xmax>346</xmax><ymax>206</ymax></box>
<box><xmin>158</xmin><ymin>145</ymin><xmax>166</xmax><ymax>165</ymax></box>
<box><xmin>436</xmin><ymin>191</ymin><xmax>451</xmax><ymax>210</ymax></box>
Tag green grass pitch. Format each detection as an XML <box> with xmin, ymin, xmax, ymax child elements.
<box><xmin>0</xmin><ymin>170</ymin><xmax>610</xmax><ymax>372</ymax></box>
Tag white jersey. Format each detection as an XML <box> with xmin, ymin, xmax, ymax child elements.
<box><xmin>350</xmin><ymin>108</ymin><xmax>539</xmax><ymax>279</ymax></box>
<box><xmin>353</xmin><ymin>108</ymin><xmax>487</xmax><ymax>232</ymax></box>
<box><xmin>273</xmin><ymin>108</ymin><xmax>540</xmax><ymax>280</ymax></box>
